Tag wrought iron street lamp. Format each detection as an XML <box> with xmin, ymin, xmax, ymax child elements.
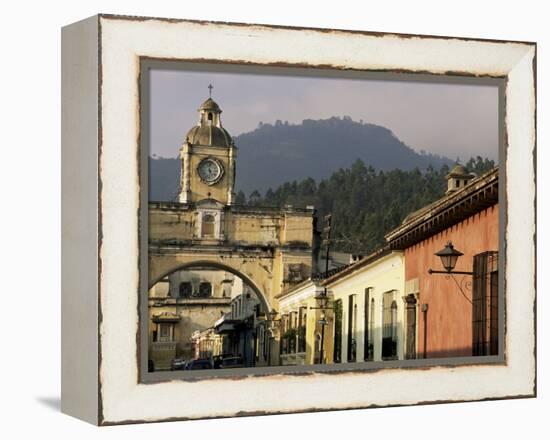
<box><xmin>435</xmin><ymin>241</ymin><xmax>462</xmax><ymax>272</ymax></box>
<box><xmin>311</xmin><ymin>292</ymin><xmax>331</xmax><ymax>364</ymax></box>
<box><xmin>428</xmin><ymin>241</ymin><xmax>473</xmax><ymax>304</ymax></box>
<box><xmin>428</xmin><ymin>241</ymin><xmax>473</xmax><ymax>276</ymax></box>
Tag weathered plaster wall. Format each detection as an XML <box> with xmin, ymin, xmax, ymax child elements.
<box><xmin>405</xmin><ymin>204</ymin><xmax>499</xmax><ymax>358</ymax></box>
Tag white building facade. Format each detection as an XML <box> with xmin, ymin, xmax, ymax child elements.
<box><xmin>325</xmin><ymin>250</ymin><xmax>406</xmax><ymax>363</ymax></box>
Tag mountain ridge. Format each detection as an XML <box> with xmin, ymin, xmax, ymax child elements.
<box><xmin>149</xmin><ymin>116</ymin><xmax>455</xmax><ymax>201</ymax></box>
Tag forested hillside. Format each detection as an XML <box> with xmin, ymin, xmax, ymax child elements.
<box><xmin>238</xmin><ymin>156</ymin><xmax>496</xmax><ymax>254</ymax></box>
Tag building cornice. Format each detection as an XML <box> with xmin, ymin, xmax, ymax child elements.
<box><xmin>320</xmin><ymin>246</ymin><xmax>396</xmax><ymax>286</ymax></box>
<box><xmin>275</xmin><ymin>278</ymin><xmax>320</xmax><ymax>301</ymax></box>
<box><xmin>149</xmin><ymin>201</ymin><xmax>315</xmax><ymax>216</ymax></box>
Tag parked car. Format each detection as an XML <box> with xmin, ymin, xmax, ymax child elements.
<box><xmin>185</xmin><ymin>359</ymin><xmax>213</xmax><ymax>370</ymax></box>
<box><xmin>212</xmin><ymin>354</ymin><xmax>232</xmax><ymax>369</ymax></box>
<box><xmin>170</xmin><ymin>358</ymin><xmax>187</xmax><ymax>371</ymax></box>
<box><xmin>219</xmin><ymin>356</ymin><xmax>244</xmax><ymax>369</ymax></box>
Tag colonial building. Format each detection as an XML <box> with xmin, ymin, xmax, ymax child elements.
<box><xmin>148</xmin><ymin>268</ymin><xmax>244</xmax><ymax>369</ymax></box>
<box><xmin>191</xmin><ymin>327</ymin><xmax>224</xmax><ymax>361</ymax></box>
<box><xmin>214</xmin><ymin>289</ymin><xmax>267</xmax><ymax>367</ymax></box>
<box><xmin>277</xmin><ymin>279</ymin><xmax>326</xmax><ymax>365</ymax></box>
<box><xmin>385</xmin><ymin>165</ymin><xmax>499</xmax><ymax>359</ymax></box>
<box><xmin>324</xmin><ymin>248</ymin><xmax>406</xmax><ymax>363</ymax></box>
<box><xmin>275</xmin><ymin>165</ymin><xmax>499</xmax><ymax>366</ymax></box>
<box><xmin>148</xmin><ymin>93</ymin><xmax>317</xmax><ymax>370</ymax></box>
<box><xmin>277</xmin><ymin>248</ymin><xmax>407</xmax><ymax>367</ymax></box>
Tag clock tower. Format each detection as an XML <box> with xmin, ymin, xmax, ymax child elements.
<box><xmin>178</xmin><ymin>89</ymin><xmax>236</xmax><ymax>206</ymax></box>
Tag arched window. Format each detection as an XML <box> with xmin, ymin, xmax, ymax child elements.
<box><xmin>208</xmin><ymin>112</ymin><xmax>213</xmax><ymax>121</ymax></box>
<box><xmin>179</xmin><ymin>282</ymin><xmax>192</xmax><ymax>298</ymax></box>
<box><xmin>333</xmin><ymin>299</ymin><xmax>343</xmax><ymax>363</ymax></box>
<box><xmin>198</xmin><ymin>282</ymin><xmax>212</xmax><ymax>298</ymax></box>
<box><xmin>201</xmin><ymin>214</ymin><xmax>215</xmax><ymax>238</ymax></box>
<box><xmin>369</xmin><ymin>298</ymin><xmax>375</xmax><ymax>357</ymax></box>
<box><xmin>347</xmin><ymin>294</ymin><xmax>357</xmax><ymax>362</ymax></box>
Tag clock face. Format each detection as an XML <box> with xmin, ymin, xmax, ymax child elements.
<box><xmin>197</xmin><ymin>158</ymin><xmax>223</xmax><ymax>184</ymax></box>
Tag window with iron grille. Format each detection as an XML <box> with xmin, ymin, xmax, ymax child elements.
<box><xmin>364</xmin><ymin>288</ymin><xmax>374</xmax><ymax>361</ymax></box>
<box><xmin>333</xmin><ymin>299</ymin><xmax>343</xmax><ymax>363</ymax></box>
<box><xmin>198</xmin><ymin>282</ymin><xmax>212</xmax><ymax>298</ymax></box>
<box><xmin>347</xmin><ymin>294</ymin><xmax>357</xmax><ymax>362</ymax></box>
<box><xmin>298</xmin><ymin>306</ymin><xmax>307</xmax><ymax>353</ymax></box>
<box><xmin>382</xmin><ymin>290</ymin><xmax>398</xmax><ymax>360</ymax></box>
<box><xmin>472</xmin><ymin>251</ymin><xmax>499</xmax><ymax>356</ymax></box>
<box><xmin>158</xmin><ymin>323</ymin><xmax>171</xmax><ymax>342</ymax></box>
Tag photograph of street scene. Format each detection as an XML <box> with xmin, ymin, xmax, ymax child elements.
<box><xmin>146</xmin><ymin>67</ymin><xmax>500</xmax><ymax>373</ymax></box>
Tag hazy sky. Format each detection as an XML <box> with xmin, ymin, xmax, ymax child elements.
<box><xmin>149</xmin><ymin>68</ymin><xmax>499</xmax><ymax>162</ymax></box>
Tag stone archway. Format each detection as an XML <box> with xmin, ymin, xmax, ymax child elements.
<box><xmin>149</xmin><ymin>258</ymin><xmax>272</xmax><ymax>313</ymax></box>
<box><xmin>148</xmin><ymin>201</ymin><xmax>317</xmax><ymax>318</ymax></box>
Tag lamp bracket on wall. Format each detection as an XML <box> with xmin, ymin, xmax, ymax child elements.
<box><xmin>428</xmin><ymin>269</ymin><xmax>473</xmax><ymax>275</ymax></box>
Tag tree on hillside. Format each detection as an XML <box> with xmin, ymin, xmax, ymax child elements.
<box><xmin>249</xmin><ymin>157</ymin><xmax>496</xmax><ymax>254</ymax></box>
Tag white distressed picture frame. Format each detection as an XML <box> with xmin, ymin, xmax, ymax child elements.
<box><xmin>61</xmin><ymin>14</ymin><xmax>536</xmax><ymax>425</ymax></box>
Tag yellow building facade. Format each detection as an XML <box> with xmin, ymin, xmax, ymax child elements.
<box><xmin>277</xmin><ymin>280</ymin><xmax>330</xmax><ymax>365</ymax></box>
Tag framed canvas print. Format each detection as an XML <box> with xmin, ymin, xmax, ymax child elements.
<box><xmin>61</xmin><ymin>14</ymin><xmax>536</xmax><ymax>425</ymax></box>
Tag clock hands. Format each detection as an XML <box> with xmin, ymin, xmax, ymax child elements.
<box><xmin>199</xmin><ymin>159</ymin><xmax>221</xmax><ymax>182</ymax></box>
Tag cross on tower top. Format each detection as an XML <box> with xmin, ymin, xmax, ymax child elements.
<box><xmin>208</xmin><ymin>84</ymin><xmax>213</xmax><ymax>98</ymax></box>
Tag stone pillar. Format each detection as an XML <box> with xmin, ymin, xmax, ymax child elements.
<box><xmin>227</xmin><ymin>145</ymin><xmax>237</xmax><ymax>205</ymax></box>
<box><xmin>268</xmin><ymin>329</ymin><xmax>280</xmax><ymax>367</ymax></box>
<box><xmin>178</xmin><ymin>142</ymin><xmax>191</xmax><ymax>204</ymax></box>
<box><xmin>305</xmin><ymin>296</ymin><xmax>317</xmax><ymax>364</ymax></box>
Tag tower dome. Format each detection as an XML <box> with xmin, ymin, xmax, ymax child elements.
<box><xmin>178</xmin><ymin>86</ymin><xmax>237</xmax><ymax>206</ymax></box>
<box><xmin>447</xmin><ymin>164</ymin><xmax>469</xmax><ymax>177</ymax></box>
<box><xmin>185</xmin><ymin>96</ymin><xmax>233</xmax><ymax>147</ymax></box>
<box><xmin>198</xmin><ymin>97</ymin><xmax>221</xmax><ymax>113</ymax></box>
